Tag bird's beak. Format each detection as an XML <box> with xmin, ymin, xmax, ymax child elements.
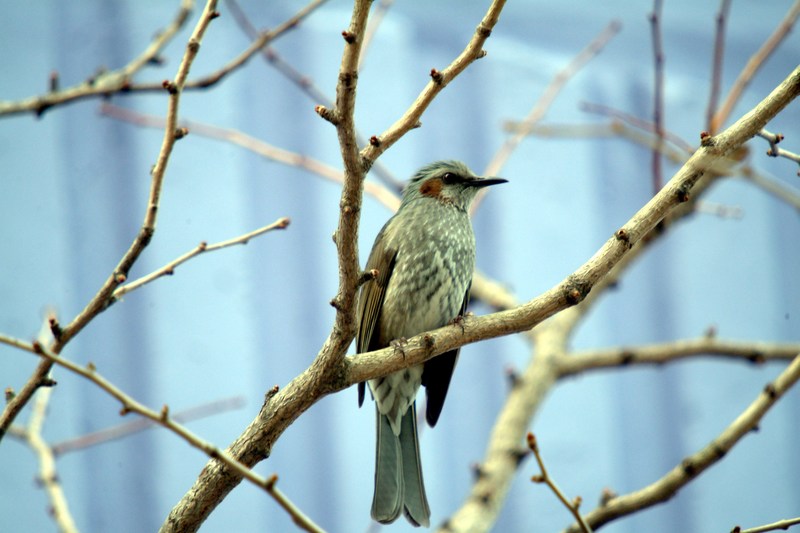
<box><xmin>467</xmin><ymin>176</ymin><xmax>508</xmax><ymax>188</ymax></box>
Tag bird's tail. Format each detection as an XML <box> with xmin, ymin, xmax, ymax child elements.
<box><xmin>372</xmin><ymin>405</ymin><xmax>431</xmax><ymax>527</ymax></box>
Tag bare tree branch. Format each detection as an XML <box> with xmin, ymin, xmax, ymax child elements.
<box><xmin>224</xmin><ymin>0</ymin><xmax>404</xmax><ymax>192</ymax></box>
<box><xmin>357</xmin><ymin>0</ymin><xmax>508</xmax><ymax>163</ymax></box>
<box><xmin>442</xmin><ymin>64</ymin><xmax>800</xmax><ymax>533</ymax></box>
<box><xmin>563</xmin><ymin>354</ymin><xmax>800</xmax><ymax>532</ymax></box>
<box><xmin>21</xmin><ymin>341</ymin><xmax>324</xmax><ymax>532</ymax></box>
<box><xmin>112</xmin><ymin>217</ymin><xmax>290</xmax><ymax>300</ymax></box>
<box><xmin>10</xmin><ymin>317</ymin><xmax>78</xmax><ymax>533</ymax></box>
<box><xmin>706</xmin><ymin>0</ymin><xmax>733</xmax><ymax>130</ymax></box>
<box><xmin>478</xmin><ymin>18</ymin><xmax>621</xmax><ymax>207</ymax></box>
<box><xmin>50</xmin><ymin>397</ymin><xmax>246</xmax><ymax>456</ymax></box>
<box><xmin>733</xmin><ymin>516</ymin><xmax>800</xmax><ymax>533</ymax></box>
<box><xmin>99</xmin><ymin>102</ymin><xmax>402</xmax><ymax>212</ymax></box>
<box><xmin>0</xmin><ymin>0</ymin><xmax>220</xmax><ymax>443</ymax></box>
<box><xmin>649</xmin><ymin>0</ymin><xmax>666</xmax><ymax>191</ymax></box>
<box><xmin>758</xmin><ymin>129</ymin><xmax>800</xmax><ymax>175</ymax></box>
<box><xmin>0</xmin><ymin>0</ymin><xmax>195</xmax><ymax>118</ymax></box>
<box><xmin>710</xmin><ymin>0</ymin><xmax>800</xmax><ymax>133</ymax></box>
<box><xmin>528</xmin><ymin>433</ymin><xmax>593</xmax><ymax>533</ymax></box>
<box><xmin>560</xmin><ymin>338</ymin><xmax>800</xmax><ymax>376</ymax></box>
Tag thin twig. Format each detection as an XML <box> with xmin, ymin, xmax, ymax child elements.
<box><xmin>503</xmin><ymin>120</ymin><xmax>694</xmax><ymax>164</ymax></box>
<box><xmin>224</xmin><ymin>0</ymin><xmax>403</xmax><ymax>192</ymax></box>
<box><xmin>560</xmin><ymin>338</ymin><xmax>800</xmax><ymax>376</ymax></box>
<box><xmin>0</xmin><ymin>0</ymin><xmax>220</xmax><ymax>443</ymax></box>
<box><xmin>738</xmin><ymin>165</ymin><xmax>800</xmax><ymax>210</ymax></box>
<box><xmin>51</xmin><ymin>396</ymin><xmax>246</xmax><ymax>456</ymax></box>
<box><xmin>358</xmin><ymin>0</ymin><xmax>396</xmax><ymax>71</ymax></box>
<box><xmin>706</xmin><ymin>0</ymin><xmax>733</xmax><ymax>131</ymax></box>
<box><xmin>99</xmin><ymin>103</ymin><xmax>401</xmax><ymax>211</ymax></box>
<box><xmin>18</xmin><ymin>316</ymin><xmax>79</xmax><ymax>533</ymax></box>
<box><xmin>358</xmin><ymin>0</ymin><xmax>508</xmax><ymax>164</ymax></box>
<box><xmin>580</xmin><ymin>101</ymin><xmax>695</xmax><ymax>153</ymax></box>
<box><xmin>757</xmin><ymin>129</ymin><xmax>800</xmax><ymax>175</ymax></box>
<box><xmin>711</xmin><ymin>0</ymin><xmax>800</xmax><ymax>133</ymax></box>
<box><xmin>131</xmin><ymin>0</ymin><xmax>326</xmax><ymax>93</ymax></box>
<box><xmin>649</xmin><ymin>0</ymin><xmax>665</xmax><ymax>192</ymax></box>
<box><xmin>112</xmin><ymin>217</ymin><xmax>290</xmax><ymax>300</ymax></box>
<box><xmin>266</xmin><ymin>475</ymin><xmax>325</xmax><ymax>533</ymax></box>
<box><xmin>564</xmin><ymin>354</ymin><xmax>800</xmax><ymax>533</ymax></box>
<box><xmin>0</xmin><ymin>0</ymin><xmax>195</xmax><ymax>117</ymax></box>
<box><xmin>528</xmin><ymin>433</ymin><xmax>593</xmax><ymax>533</ymax></box>
<box><xmin>483</xmin><ymin>19</ymin><xmax>621</xmax><ymax>179</ymax></box>
<box><xmin>733</xmin><ymin>516</ymin><xmax>800</xmax><ymax>533</ymax></box>
<box><xmin>473</xmin><ymin>18</ymin><xmax>620</xmax><ymax>213</ymax></box>
<box><xmin>225</xmin><ymin>0</ymin><xmax>331</xmax><ymax>104</ymax></box>
<box><xmin>502</xmin><ymin>119</ymin><xmax>800</xmax><ymax>209</ymax></box>
<box><xmin>23</xmin><ymin>341</ymin><xmax>324</xmax><ymax>532</ymax></box>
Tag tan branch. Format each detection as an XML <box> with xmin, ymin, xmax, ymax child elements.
<box><xmin>112</xmin><ymin>217</ymin><xmax>290</xmax><ymax>300</ymax></box>
<box><xmin>0</xmin><ymin>0</ymin><xmax>195</xmax><ymax>117</ymax></box>
<box><xmin>223</xmin><ymin>0</ymin><xmax>403</xmax><ymax>192</ymax></box>
<box><xmin>51</xmin><ymin>396</ymin><xmax>246</xmax><ymax>456</ymax></box>
<box><xmin>528</xmin><ymin>433</ymin><xmax>592</xmax><ymax>533</ymax></box>
<box><xmin>733</xmin><ymin>516</ymin><xmax>800</xmax><ymax>533</ymax></box>
<box><xmin>757</xmin><ymin>129</ymin><xmax>800</xmax><ymax>175</ymax></box>
<box><xmin>99</xmin><ymin>103</ymin><xmax>402</xmax><ymax>212</ymax></box>
<box><xmin>441</xmin><ymin>65</ymin><xmax>800</xmax><ymax>533</ymax></box>
<box><xmin>160</xmin><ymin>26</ymin><xmax>799</xmax><ymax>533</ymax></box>
<box><xmin>24</xmin><ymin>387</ymin><xmax>79</xmax><ymax>533</ymax></box>
<box><xmin>710</xmin><ymin>1</ymin><xmax>800</xmax><ymax>133</ymax></box>
<box><xmin>181</xmin><ymin>0</ymin><xmax>326</xmax><ymax>90</ymax></box>
<box><xmin>564</xmin><ymin>354</ymin><xmax>800</xmax><ymax>532</ymax></box>
<box><xmin>560</xmin><ymin>338</ymin><xmax>800</xmax><ymax>376</ymax></box>
<box><xmin>359</xmin><ymin>0</ymin><xmax>508</xmax><ymax>163</ymax></box>
<box><xmin>13</xmin><ymin>317</ymin><xmax>79</xmax><ymax>533</ymax></box>
<box><xmin>476</xmin><ymin>18</ymin><xmax>621</xmax><ymax>211</ymax></box>
<box><xmin>504</xmin><ymin>120</ymin><xmax>800</xmax><ymax>207</ymax></box>
<box><xmin>737</xmin><ymin>165</ymin><xmax>800</xmax><ymax>210</ymax></box>
<box><xmin>22</xmin><ymin>342</ymin><xmax>323</xmax><ymax>532</ymax></box>
<box><xmin>0</xmin><ymin>0</ymin><xmax>220</xmax><ymax>443</ymax></box>
<box><xmin>706</xmin><ymin>0</ymin><xmax>733</xmax><ymax>130</ymax></box>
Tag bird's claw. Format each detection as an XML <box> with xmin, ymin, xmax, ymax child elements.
<box><xmin>391</xmin><ymin>337</ymin><xmax>409</xmax><ymax>358</ymax></box>
<box><xmin>449</xmin><ymin>314</ymin><xmax>469</xmax><ymax>333</ymax></box>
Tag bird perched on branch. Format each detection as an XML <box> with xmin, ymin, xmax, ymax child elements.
<box><xmin>357</xmin><ymin>160</ymin><xmax>507</xmax><ymax>526</ymax></box>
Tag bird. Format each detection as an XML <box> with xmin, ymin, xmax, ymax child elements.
<box><xmin>356</xmin><ymin>160</ymin><xmax>507</xmax><ymax>527</ymax></box>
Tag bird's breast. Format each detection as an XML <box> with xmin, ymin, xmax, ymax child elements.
<box><xmin>378</xmin><ymin>208</ymin><xmax>476</xmax><ymax>343</ymax></box>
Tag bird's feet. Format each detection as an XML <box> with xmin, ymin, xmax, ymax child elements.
<box><xmin>390</xmin><ymin>337</ymin><xmax>408</xmax><ymax>359</ymax></box>
<box><xmin>449</xmin><ymin>313</ymin><xmax>470</xmax><ymax>334</ymax></box>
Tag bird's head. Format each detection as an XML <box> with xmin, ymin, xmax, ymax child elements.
<box><xmin>402</xmin><ymin>160</ymin><xmax>508</xmax><ymax>211</ymax></box>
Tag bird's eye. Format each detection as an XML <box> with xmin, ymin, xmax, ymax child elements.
<box><xmin>441</xmin><ymin>172</ymin><xmax>457</xmax><ymax>184</ymax></box>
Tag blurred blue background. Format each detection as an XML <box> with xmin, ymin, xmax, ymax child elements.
<box><xmin>1</xmin><ymin>1</ymin><xmax>799</xmax><ymax>532</ymax></box>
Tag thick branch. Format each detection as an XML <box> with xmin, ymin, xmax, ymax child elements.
<box><xmin>442</xmin><ymin>64</ymin><xmax>800</xmax><ymax>533</ymax></box>
<box><xmin>159</xmin><ymin>27</ymin><xmax>799</xmax><ymax>533</ymax></box>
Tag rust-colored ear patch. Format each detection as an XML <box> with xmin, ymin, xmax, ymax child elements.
<box><xmin>419</xmin><ymin>177</ymin><xmax>443</xmax><ymax>198</ymax></box>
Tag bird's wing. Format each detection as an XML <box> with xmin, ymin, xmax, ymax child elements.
<box><xmin>357</xmin><ymin>236</ymin><xmax>398</xmax><ymax>407</ymax></box>
<box><xmin>421</xmin><ymin>281</ymin><xmax>471</xmax><ymax>427</ymax></box>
